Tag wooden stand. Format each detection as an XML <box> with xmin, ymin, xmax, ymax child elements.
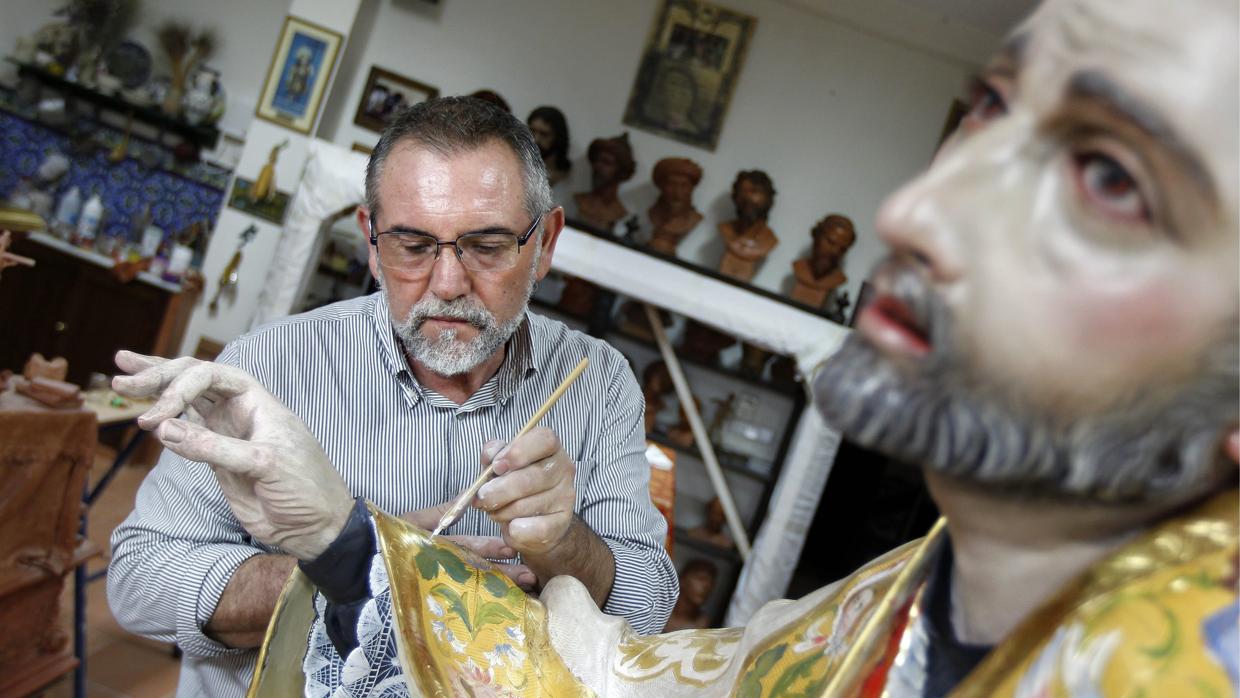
<box><xmin>0</xmin><ymin>398</ymin><xmax>96</xmax><ymax>696</ymax></box>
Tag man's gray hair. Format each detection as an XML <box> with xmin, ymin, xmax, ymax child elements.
<box><xmin>364</xmin><ymin>96</ymin><xmax>553</xmax><ymax>224</ymax></box>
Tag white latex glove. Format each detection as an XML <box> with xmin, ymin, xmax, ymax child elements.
<box><xmin>113</xmin><ymin>350</ymin><xmax>354</xmax><ymax>561</ymax></box>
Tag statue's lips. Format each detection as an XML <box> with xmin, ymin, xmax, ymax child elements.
<box><xmin>857</xmin><ymin>295</ymin><xmax>931</xmax><ymax>359</ymax></box>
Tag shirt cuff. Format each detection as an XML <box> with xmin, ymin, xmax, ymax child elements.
<box><xmin>299</xmin><ymin>497</ymin><xmax>376</xmax><ymax>604</ymax></box>
<box><xmin>600</xmin><ymin>537</ymin><xmax>678</xmax><ymax>635</ymax></box>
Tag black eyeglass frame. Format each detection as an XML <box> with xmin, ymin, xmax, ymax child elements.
<box><xmin>368</xmin><ymin>211</ymin><xmax>545</xmax><ymax>272</ymax></box>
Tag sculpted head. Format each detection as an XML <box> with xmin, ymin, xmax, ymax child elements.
<box><xmin>653</xmin><ymin>157</ymin><xmax>703</xmax><ymax>213</ymax></box>
<box><xmin>731</xmin><ymin>170</ymin><xmax>775</xmax><ymax>226</ymax></box>
<box><xmin>587</xmin><ymin>133</ymin><xmax>637</xmax><ymax>191</ymax></box>
<box><xmin>814</xmin><ymin>0</ymin><xmax>1239</xmax><ymax>503</ymax></box>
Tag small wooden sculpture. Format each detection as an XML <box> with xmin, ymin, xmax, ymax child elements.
<box><xmin>687</xmin><ymin>497</ymin><xmax>734</xmax><ymax>549</ymax></box>
<box><xmin>647</xmin><ymin>158</ymin><xmax>703</xmax><ymax>255</ymax></box>
<box><xmin>717</xmin><ymin>170</ymin><xmax>778</xmax><ymax>282</ymax></box>
<box><xmin>789</xmin><ymin>214</ymin><xmax>856</xmax><ymax>309</ymax></box>
<box><xmin>527</xmin><ymin>106</ymin><xmax>572</xmax><ymax>186</ymax></box>
<box><xmin>664</xmin><ymin>559</ymin><xmax>718</xmax><ymax>631</ymax></box>
<box><xmin>574</xmin><ymin>133</ymin><xmax>636</xmax><ymax>233</ymax></box>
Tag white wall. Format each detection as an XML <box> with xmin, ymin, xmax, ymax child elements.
<box><xmin>1</xmin><ymin>0</ymin><xmax>1000</xmax><ymax>351</ymax></box>
<box><xmin>0</xmin><ymin>0</ymin><xmax>288</xmax><ymax>135</ymax></box>
<box><xmin>315</xmin><ymin>0</ymin><xmax>995</xmax><ymax>308</ymax></box>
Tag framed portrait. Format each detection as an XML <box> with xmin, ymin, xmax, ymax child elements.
<box><xmin>622</xmin><ymin>0</ymin><xmax>756</xmax><ymax>151</ymax></box>
<box><xmin>255</xmin><ymin>15</ymin><xmax>343</xmax><ymax>134</ymax></box>
<box><xmin>353</xmin><ymin>66</ymin><xmax>439</xmax><ymax>134</ymax></box>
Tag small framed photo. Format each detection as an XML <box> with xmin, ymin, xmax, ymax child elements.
<box><xmin>255</xmin><ymin>15</ymin><xmax>343</xmax><ymax>134</ymax></box>
<box><xmin>353</xmin><ymin>66</ymin><xmax>439</xmax><ymax>134</ymax></box>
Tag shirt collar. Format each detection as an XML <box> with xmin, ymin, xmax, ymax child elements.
<box><xmin>371</xmin><ymin>293</ymin><xmax>539</xmax><ymax>406</ymax></box>
<box><xmin>370</xmin><ymin>292</ymin><xmax>410</xmax><ymax>379</ymax></box>
<box><xmin>494</xmin><ymin>312</ymin><xmax>537</xmax><ymax>403</ymax></box>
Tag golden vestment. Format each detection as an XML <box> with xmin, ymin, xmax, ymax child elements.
<box><xmin>249</xmin><ymin>489</ymin><xmax>1238</xmax><ymax>697</ymax></box>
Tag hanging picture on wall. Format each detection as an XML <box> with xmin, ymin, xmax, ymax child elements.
<box><xmin>255</xmin><ymin>15</ymin><xmax>343</xmax><ymax>134</ymax></box>
<box><xmin>622</xmin><ymin>0</ymin><xmax>756</xmax><ymax>151</ymax></box>
<box><xmin>353</xmin><ymin>66</ymin><xmax>440</xmax><ymax>134</ymax></box>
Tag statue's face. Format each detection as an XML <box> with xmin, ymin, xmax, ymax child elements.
<box><xmin>814</xmin><ymin>0</ymin><xmax>1238</xmax><ymax>502</ymax></box>
<box><xmin>591</xmin><ymin>151</ymin><xmax>620</xmax><ymax>189</ymax></box>
<box><xmin>659</xmin><ymin>173</ymin><xmax>696</xmax><ymax>210</ymax></box>
<box><xmin>681</xmin><ymin>568</ymin><xmax>714</xmax><ymax>605</ymax></box>
<box><xmin>812</xmin><ymin>223</ymin><xmax>855</xmax><ymax>264</ymax></box>
<box><xmin>733</xmin><ymin>179</ymin><xmax>771</xmax><ymax>223</ymax></box>
<box><xmin>528</xmin><ymin>117</ymin><xmax>556</xmax><ymax>158</ymax></box>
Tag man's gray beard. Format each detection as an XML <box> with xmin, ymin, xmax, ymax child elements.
<box><xmin>812</xmin><ymin>257</ymin><xmax>1238</xmax><ymax>504</ymax></box>
<box><xmin>386</xmin><ymin>274</ymin><xmax>534</xmax><ymax>377</ymax></box>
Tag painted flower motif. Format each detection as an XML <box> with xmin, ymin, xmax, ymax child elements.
<box><xmin>431</xmin><ymin>620</ymin><xmax>467</xmax><ymax>653</ymax></box>
<box><xmin>446</xmin><ymin>628</ymin><xmax>466</xmax><ymax>654</ymax></box>
<box><xmin>484</xmin><ymin>642</ymin><xmax>526</xmax><ymax>668</ymax></box>
<box><xmin>462</xmin><ymin>657</ymin><xmax>493</xmax><ymax>684</ymax></box>
<box><xmin>427</xmin><ymin>595</ymin><xmax>444</xmax><ymax>617</ymax></box>
<box><xmin>504</xmin><ymin>625</ymin><xmax>526</xmax><ymax>643</ymax></box>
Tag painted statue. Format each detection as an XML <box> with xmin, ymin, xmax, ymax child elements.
<box><xmin>113</xmin><ymin>1</ymin><xmax>1240</xmax><ymax>695</ymax></box>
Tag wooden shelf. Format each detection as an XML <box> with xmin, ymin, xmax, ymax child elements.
<box><xmin>11</xmin><ymin>59</ymin><xmax>221</xmax><ymax>149</ymax></box>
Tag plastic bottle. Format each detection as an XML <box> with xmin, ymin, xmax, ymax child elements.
<box><xmin>52</xmin><ymin>185</ymin><xmax>82</xmax><ymax>238</ymax></box>
<box><xmin>76</xmin><ymin>191</ymin><xmax>104</xmax><ymax>246</ymax></box>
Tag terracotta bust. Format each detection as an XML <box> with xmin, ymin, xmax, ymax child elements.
<box><xmin>574</xmin><ymin>133</ymin><xmax>636</xmax><ymax>233</ymax></box>
<box><xmin>527</xmin><ymin>106</ymin><xmax>572</xmax><ymax>186</ymax></box>
<box><xmin>664</xmin><ymin>559</ymin><xmax>718</xmax><ymax>632</ymax></box>
<box><xmin>717</xmin><ymin>170</ymin><xmax>778</xmax><ymax>282</ymax></box>
<box><xmin>647</xmin><ymin>157</ymin><xmax>703</xmax><ymax>255</ymax></box>
<box><xmin>790</xmin><ymin>214</ymin><xmax>856</xmax><ymax>308</ymax></box>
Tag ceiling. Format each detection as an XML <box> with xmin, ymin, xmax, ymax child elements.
<box><xmin>897</xmin><ymin>0</ymin><xmax>1038</xmax><ymax>35</ymax></box>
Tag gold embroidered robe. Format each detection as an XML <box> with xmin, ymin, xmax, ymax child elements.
<box><xmin>249</xmin><ymin>489</ymin><xmax>1238</xmax><ymax>697</ymax></box>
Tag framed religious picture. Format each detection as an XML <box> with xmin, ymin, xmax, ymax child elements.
<box><xmin>353</xmin><ymin>66</ymin><xmax>439</xmax><ymax>134</ymax></box>
<box><xmin>622</xmin><ymin>0</ymin><xmax>756</xmax><ymax>151</ymax></box>
<box><xmin>255</xmin><ymin>15</ymin><xmax>343</xmax><ymax>134</ymax></box>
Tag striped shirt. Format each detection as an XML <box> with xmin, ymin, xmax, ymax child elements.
<box><xmin>107</xmin><ymin>292</ymin><xmax>677</xmax><ymax>697</ymax></box>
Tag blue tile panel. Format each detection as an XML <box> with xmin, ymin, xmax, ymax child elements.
<box><xmin>0</xmin><ymin>109</ymin><xmax>228</xmax><ymax>243</ymax></box>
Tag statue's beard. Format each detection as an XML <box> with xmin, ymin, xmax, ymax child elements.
<box><xmin>386</xmin><ymin>280</ymin><xmax>533</xmax><ymax>377</ymax></box>
<box><xmin>812</xmin><ymin>256</ymin><xmax>1238</xmax><ymax>504</ymax></box>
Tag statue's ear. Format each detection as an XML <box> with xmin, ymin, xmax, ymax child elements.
<box><xmin>1226</xmin><ymin>427</ymin><xmax>1240</xmax><ymax>465</ymax></box>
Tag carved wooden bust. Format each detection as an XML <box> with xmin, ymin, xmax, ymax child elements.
<box><xmin>717</xmin><ymin>170</ymin><xmax>778</xmax><ymax>282</ymax></box>
<box><xmin>574</xmin><ymin>133</ymin><xmax>636</xmax><ymax>233</ymax></box>
<box><xmin>647</xmin><ymin>157</ymin><xmax>703</xmax><ymax>255</ymax></box>
<box><xmin>664</xmin><ymin>559</ymin><xmax>718</xmax><ymax>631</ymax></box>
<box><xmin>790</xmin><ymin>214</ymin><xmax>856</xmax><ymax>308</ymax></box>
<box><xmin>527</xmin><ymin>106</ymin><xmax>572</xmax><ymax>187</ymax></box>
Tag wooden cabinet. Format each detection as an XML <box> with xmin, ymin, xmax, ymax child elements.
<box><xmin>0</xmin><ymin>234</ymin><xmax>197</xmax><ymax>386</ymax></box>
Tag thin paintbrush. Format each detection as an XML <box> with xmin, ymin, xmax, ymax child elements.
<box><xmin>430</xmin><ymin>357</ymin><xmax>589</xmax><ymax>537</ymax></box>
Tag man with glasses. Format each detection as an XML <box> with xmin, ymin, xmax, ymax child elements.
<box><xmin>107</xmin><ymin>97</ymin><xmax>677</xmax><ymax>697</ymax></box>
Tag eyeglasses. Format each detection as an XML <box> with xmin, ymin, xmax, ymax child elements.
<box><xmin>369</xmin><ymin>212</ymin><xmax>544</xmax><ymax>278</ymax></box>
